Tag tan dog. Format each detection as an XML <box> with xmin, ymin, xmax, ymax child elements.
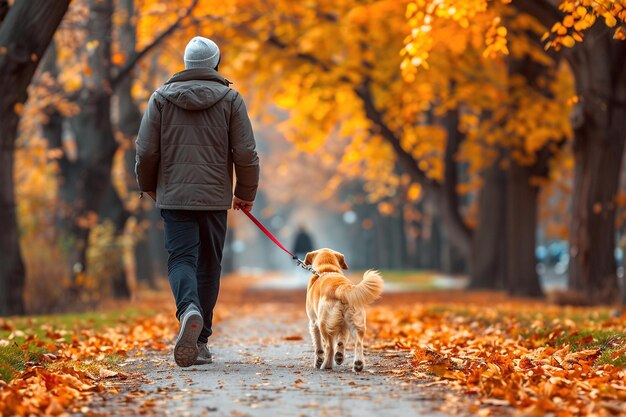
<box><xmin>304</xmin><ymin>248</ymin><xmax>384</xmax><ymax>372</ymax></box>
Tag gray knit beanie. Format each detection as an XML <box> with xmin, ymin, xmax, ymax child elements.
<box><xmin>184</xmin><ymin>36</ymin><xmax>220</xmax><ymax>69</ymax></box>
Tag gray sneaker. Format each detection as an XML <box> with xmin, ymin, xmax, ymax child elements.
<box><xmin>174</xmin><ymin>304</ymin><xmax>203</xmax><ymax>367</ymax></box>
<box><xmin>194</xmin><ymin>343</ymin><xmax>213</xmax><ymax>365</ymax></box>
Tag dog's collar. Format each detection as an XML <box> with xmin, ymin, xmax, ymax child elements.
<box><xmin>314</xmin><ymin>271</ymin><xmax>336</xmax><ymax>278</ymax></box>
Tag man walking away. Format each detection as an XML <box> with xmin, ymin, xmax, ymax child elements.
<box><xmin>292</xmin><ymin>225</ymin><xmax>315</xmax><ymax>261</ymax></box>
<box><xmin>135</xmin><ymin>36</ymin><xmax>260</xmax><ymax>367</ymax></box>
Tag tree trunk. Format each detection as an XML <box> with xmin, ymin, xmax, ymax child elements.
<box><xmin>40</xmin><ymin>40</ymin><xmax>73</xmax><ymax>249</ymax></box>
<box><xmin>436</xmin><ymin>108</ymin><xmax>473</xmax><ymax>259</ymax></box>
<box><xmin>510</xmin><ymin>0</ymin><xmax>626</xmax><ymax>304</ymax></box>
<box><xmin>569</xmin><ymin>106</ymin><xmax>626</xmax><ymax>300</ymax></box>
<box><xmin>0</xmin><ymin>0</ymin><xmax>71</xmax><ymax>315</ymax></box>
<box><xmin>0</xmin><ymin>116</ymin><xmax>25</xmax><ymax>316</ymax></box>
<box><xmin>100</xmin><ymin>185</ymin><xmax>132</xmax><ymax>298</ymax></box>
<box><xmin>62</xmin><ymin>0</ymin><xmax>118</xmax><ymax>286</ymax></box>
<box><xmin>468</xmin><ymin>165</ymin><xmax>507</xmax><ymax>289</ymax></box>
<box><xmin>115</xmin><ymin>0</ymin><xmax>156</xmax><ymax>288</ymax></box>
<box><xmin>567</xmin><ymin>26</ymin><xmax>626</xmax><ymax>303</ymax></box>
<box><xmin>467</xmin><ymin>47</ymin><xmax>558</xmax><ymax>295</ymax></box>
<box><xmin>506</xmin><ymin>163</ymin><xmax>543</xmax><ymax>297</ymax></box>
<box><xmin>415</xmin><ymin>200</ymin><xmax>443</xmax><ymax>270</ymax></box>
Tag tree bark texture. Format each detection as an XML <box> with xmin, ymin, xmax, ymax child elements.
<box><xmin>0</xmin><ymin>0</ymin><xmax>71</xmax><ymax>315</ymax></box>
<box><xmin>567</xmin><ymin>25</ymin><xmax>626</xmax><ymax>302</ymax></box>
<box><xmin>511</xmin><ymin>0</ymin><xmax>626</xmax><ymax>303</ymax></box>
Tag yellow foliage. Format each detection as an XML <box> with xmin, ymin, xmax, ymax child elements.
<box><xmin>402</xmin><ymin>0</ymin><xmax>624</xmax><ymax>82</ymax></box>
<box><xmin>545</xmin><ymin>0</ymin><xmax>625</xmax><ymax>49</ymax></box>
<box><xmin>20</xmin><ymin>0</ymin><xmax>587</xmax><ymax>229</ymax></box>
<box><xmin>123</xmin><ymin>0</ymin><xmax>580</xmax><ymax>214</ymax></box>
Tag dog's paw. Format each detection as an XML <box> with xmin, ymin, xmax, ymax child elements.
<box><xmin>334</xmin><ymin>351</ymin><xmax>344</xmax><ymax>365</ymax></box>
<box><xmin>321</xmin><ymin>360</ymin><xmax>333</xmax><ymax>370</ymax></box>
<box><xmin>353</xmin><ymin>360</ymin><xmax>364</xmax><ymax>372</ymax></box>
<box><xmin>315</xmin><ymin>357</ymin><xmax>323</xmax><ymax>368</ymax></box>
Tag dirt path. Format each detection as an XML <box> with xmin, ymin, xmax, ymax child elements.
<box><xmin>93</xmin><ymin>280</ymin><xmax>451</xmax><ymax>417</ymax></box>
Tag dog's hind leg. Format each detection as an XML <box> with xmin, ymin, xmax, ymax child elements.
<box><xmin>348</xmin><ymin>312</ymin><xmax>366</xmax><ymax>372</ymax></box>
<box><xmin>309</xmin><ymin>321</ymin><xmax>324</xmax><ymax>369</ymax></box>
<box><xmin>320</xmin><ymin>331</ymin><xmax>334</xmax><ymax>370</ymax></box>
<box><xmin>334</xmin><ymin>327</ymin><xmax>348</xmax><ymax>365</ymax></box>
<box><xmin>352</xmin><ymin>328</ymin><xmax>365</xmax><ymax>372</ymax></box>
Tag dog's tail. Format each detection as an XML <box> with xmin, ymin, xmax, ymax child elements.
<box><xmin>337</xmin><ymin>270</ymin><xmax>384</xmax><ymax>309</ymax></box>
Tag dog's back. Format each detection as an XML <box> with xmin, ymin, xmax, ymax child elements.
<box><xmin>304</xmin><ymin>248</ymin><xmax>384</xmax><ymax>371</ymax></box>
<box><xmin>307</xmin><ymin>270</ymin><xmax>383</xmax><ymax>314</ymax></box>
<box><xmin>308</xmin><ymin>270</ymin><xmax>383</xmax><ymax>336</ymax></box>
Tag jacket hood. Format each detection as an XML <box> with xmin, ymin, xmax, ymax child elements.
<box><xmin>156</xmin><ymin>68</ymin><xmax>232</xmax><ymax>111</ymax></box>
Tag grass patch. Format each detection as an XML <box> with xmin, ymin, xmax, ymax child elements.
<box><xmin>519</xmin><ymin>325</ymin><xmax>626</xmax><ymax>367</ymax></box>
<box><xmin>0</xmin><ymin>307</ymin><xmax>155</xmax><ymax>342</ymax></box>
<box><xmin>351</xmin><ymin>270</ymin><xmax>453</xmax><ymax>290</ymax></box>
<box><xmin>0</xmin><ymin>306</ymin><xmax>158</xmax><ymax>382</ymax></box>
<box><xmin>418</xmin><ymin>303</ymin><xmax>625</xmax><ymax>369</ymax></box>
<box><xmin>0</xmin><ymin>344</ymin><xmax>40</xmax><ymax>382</ymax></box>
<box><xmin>375</xmin><ymin>270</ymin><xmax>438</xmax><ymax>283</ymax></box>
<box><xmin>598</xmin><ymin>348</ymin><xmax>626</xmax><ymax>367</ymax></box>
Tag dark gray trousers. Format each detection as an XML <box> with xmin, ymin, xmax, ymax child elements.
<box><xmin>161</xmin><ymin>209</ymin><xmax>227</xmax><ymax>344</ymax></box>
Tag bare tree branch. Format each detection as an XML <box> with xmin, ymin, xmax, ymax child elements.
<box><xmin>354</xmin><ymin>79</ymin><xmax>473</xmax><ymax>254</ymax></box>
<box><xmin>266</xmin><ymin>34</ymin><xmax>335</xmax><ymax>72</ymax></box>
<box><xmin>262</xmin><ymin>28</ymin><xmax>436</xmax><ymax>189</ymax></box>
<box><xmin>353</xmin><ymin>80</ymin><xmax>433</xmax><ymax>187</ymax></box>
<box><xmin>111</xmin><ymin>0</ymin><xmax>199</xmax><ymax>88</ymax></box>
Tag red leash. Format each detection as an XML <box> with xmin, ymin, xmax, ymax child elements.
<box><xmin>240</xmin><ymin>209</ymin><xmax>318</xmax><ymax>275</ymax></box>
<box><xmin>241</xmin><ymin>209</ymin><xmax>297</xmax><ymax>259</ymax></box>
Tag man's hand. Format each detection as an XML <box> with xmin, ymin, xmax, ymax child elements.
<box><xmin>233</xmin><ymin>196</ymin><xmax>253</xmax><ymax>211</ymax></box>
<box><xmin>146</xmin><ymin>191</ymin><xmax>157</xmax><ymax>201</ymax></box>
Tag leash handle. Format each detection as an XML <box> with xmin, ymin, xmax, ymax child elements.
<box><xmin>240</xmin><ymin>209</ymin><xmax>318</xmax><ymax>276</ymax></box>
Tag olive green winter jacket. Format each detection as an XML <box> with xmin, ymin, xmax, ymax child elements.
<box><xmin>135</xmin><ymin>68</ymin><xmax>259</xmax><ymax>210</ymax></box>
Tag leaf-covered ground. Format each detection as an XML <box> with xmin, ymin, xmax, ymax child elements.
<box><xmin>1</xmin><ymin>274</ymin><xmax>625</xmax><ymax>416</ymax></box>
<box><xmin>0</xmin><ymin>295</ymin><xmax>178</xmax><ymax>416</ymax></box>
<box><xmin>367</xmin><ymin>292</ymin><xmax>626</xmax><ymax>416</ymax></box>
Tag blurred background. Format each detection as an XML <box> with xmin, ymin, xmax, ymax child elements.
<box><xmin>1</xmin><ymin>0</ymin><xmax>625</xmax><ymax>315</ymax></box>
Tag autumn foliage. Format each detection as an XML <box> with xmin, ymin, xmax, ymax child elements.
<box><xmin>1</xmin><ymin>0</ymin><xmax>626</xmax><ymax>414</ymax></box>
<box><xmin>2</xmin><ymin>281</ymin><xmax>625</xmax><ymax>416</ymax></box>
<box><xmin>369</xmin><ymin>296</ymin><xmax>626</xmax><ymax>416</ymax></box>
<box><xmin>7</xmin><ymin>0</ymin><xmax>625</xmax><ymax>311</ymax></box>
<box><xmin>0</xmin><ymin>301</ymin><xmax>177</xmax><ymax>416</ymax></box>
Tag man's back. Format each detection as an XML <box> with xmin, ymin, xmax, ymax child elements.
<box><xmin>135</xmin><ymin>67</ymin><xmax>259</xmax><ymax>210</ymax></box>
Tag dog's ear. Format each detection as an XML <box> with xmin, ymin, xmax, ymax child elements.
<box><xmin>304</xmin><ymin>250</ymin><xmax>318</xmax><ymax>266</ymax></box>
<box><xmin>335</xmin><ymin>252</ymin><xmax>349</xmax><ymax>270</ymax></box>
